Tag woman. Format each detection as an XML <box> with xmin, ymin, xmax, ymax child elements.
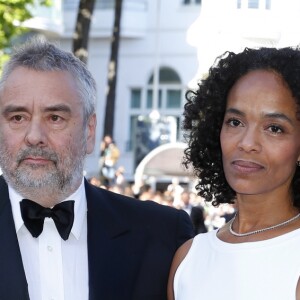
<box><xmin>168</xmin><ymin>47</ymin><xmax>300</xmax><ymax>299</ymax></box>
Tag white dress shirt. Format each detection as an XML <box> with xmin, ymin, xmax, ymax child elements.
<box><xmin>9</xmin><ymin>178</ymin><xmax>89</xmax><ymax>300</ymax></box>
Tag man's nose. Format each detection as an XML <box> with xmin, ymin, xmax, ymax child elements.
<box><xmin>24</xmin><ymin>119</ymin><xmax>47</xmax><ymax>147</ymax></box>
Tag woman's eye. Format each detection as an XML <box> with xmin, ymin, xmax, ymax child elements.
<box><xmin>226</xmin><ymin>118</ymin><xmax>241</xmax><ymax>127</ymax></box>
<box><xmin>268</xmin><ymin>125</ymin><xmax>283</xmax><ymax>134</ymax></box>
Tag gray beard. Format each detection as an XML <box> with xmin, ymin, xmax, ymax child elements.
<box><xmin>0</xmin><ymin>145</ymin><xmax>86</xmax><ymax>204</ymax></box>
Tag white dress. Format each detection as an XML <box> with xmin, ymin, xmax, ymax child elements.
<box><xmin>174</xmin><ymin>228</ymin><xmax>300</xmax><ymax>300</ymax></box>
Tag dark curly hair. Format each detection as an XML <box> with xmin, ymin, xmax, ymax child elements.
<box><xmin>183</xmin><ymin>47</ymin><xmax>300</xmax><ymax>207</ymax></box>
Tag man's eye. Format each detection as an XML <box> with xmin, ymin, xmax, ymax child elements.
<box><xmin>50</xmin><ymin>115</ymin><xmax>61</xmax><ymax>122</ymax></box>
<box><xmin>12</xmin><ymin>115</ymin><xmax>23</xmax><ymax>122</ymax></box>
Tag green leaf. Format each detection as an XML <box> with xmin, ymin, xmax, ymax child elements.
<box><xmin>0</xmin><ymin>0</ymin><xmax>52</xmax><ymax>71</ymax></box>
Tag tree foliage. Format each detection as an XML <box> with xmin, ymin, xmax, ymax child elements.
<box><xmin>0</xmin><ymin>0</ymin><xmax>51</xmax><ymax>68</ymax></box>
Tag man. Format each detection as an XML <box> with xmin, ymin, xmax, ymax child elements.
<box><xmin>181</xmin><ymin>191</ymin><xmax>207</xmax><ymax>235</ymax></box>
<box><xmin>0</xmin><ymin>38</ymin><xmax>193</xmax><ymax>300</ymax></box>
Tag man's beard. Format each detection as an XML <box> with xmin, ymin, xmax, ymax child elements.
<box><xmin>0</xmin><ymin>141</ymin><xmax>86</xmax><ymax>200</ymax></box>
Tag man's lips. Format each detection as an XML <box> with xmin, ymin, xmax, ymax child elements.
<box><xmin>22</xmin><ymin>157</ymin><xmax>52</xmax><ymax>165</ymax></box>
<box><xmin>231</xmin><ymin>160</ymin><xmax>264</xmax><ymax>173</ymax></box>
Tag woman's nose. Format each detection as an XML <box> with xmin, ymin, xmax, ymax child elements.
<box><xmin>237</xmin><ymin>128</ymin><xmax>262</xmax><ymax>153</ymax></box>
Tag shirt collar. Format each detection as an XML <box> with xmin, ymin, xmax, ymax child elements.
<box><xmin>9</xmin><ymin>178</ymin><xmax>87</xmax><ymax>240</ymax></box>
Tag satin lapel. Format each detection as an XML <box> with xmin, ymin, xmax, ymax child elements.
<box><xmin>85</xmin><ymin>181</ymin><xmax>148</xmax><ymax>300</ymax></box>
<box><xmin>0</xmin><ymin>176</ymin><xmax>29</xmax><ymax>299</ymax></box>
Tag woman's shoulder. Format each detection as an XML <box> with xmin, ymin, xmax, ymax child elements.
<box><xmin>167</xmin><ymin>238</ymin><xmax>194</xmax><ymax>300</ymax></box>
<box><xmin>174</xmin><ymin>238</ymin><xmax>194</xmax><ymax>264</ymax></box>
<box><xmin>167</xmin><ymin>232</ymin><xmax>213</xmax><ymax>299</ymax></box>
<box><xmin>171</xmin><ymin>232</ymin><xmax>213</xmax><ymax>265</ymax></box>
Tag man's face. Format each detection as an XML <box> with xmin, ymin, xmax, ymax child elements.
<box><xmin>0</xmin><ymin>67</ymin><xmax>96</xmax><ymax>199</ymax></box>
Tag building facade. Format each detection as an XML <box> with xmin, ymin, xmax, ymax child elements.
<box><xmin>25</xmin><ymin>0</ymin><xmax>300</xmax><ymax>182</ymax></box>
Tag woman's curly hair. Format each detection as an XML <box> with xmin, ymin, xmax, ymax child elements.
<box><xmin>183</xmin><ymin>47</ymin><xmax>300</xmax><ymax>207</ymax></box>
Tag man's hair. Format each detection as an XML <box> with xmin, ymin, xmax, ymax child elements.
<box><xmin>0</xmin><ymin>37</ymin><xmax>96</xmax><ymax>124</ymax></box>
<box><xmin>183</xmin><ymin>46</ymin><xmax>300</xmax><ymax>207</ymax></box>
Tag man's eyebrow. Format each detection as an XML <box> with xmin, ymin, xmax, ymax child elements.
<box><xmin>2</xmin><ymin>105</ymin><xmax>29</xmax><ymax>115</ymax></box>
<box><xmin>43</xmin><ymin>104</ymin><xmax>72</xmax><ymax>113</ymax></box>
<box><xmin>2</xmin><ymin>104</ymin><xmax>72</xmax><ymax>115</ymax></box>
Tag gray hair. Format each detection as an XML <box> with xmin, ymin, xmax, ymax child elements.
<box><xmin>0</xmin><ymin>37</ymin><xmax>96</xmax><ymax>124</ymax></box>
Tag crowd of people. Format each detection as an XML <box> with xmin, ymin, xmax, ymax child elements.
<box><xmin>88</xmin><ymin>173</ymin><xmax>236</xmax><ymax>234</ymax></box>
<box><xmin>94</xmin><ymin>133</ymin><xmax>236</xmax><ymax>234</ymax></box>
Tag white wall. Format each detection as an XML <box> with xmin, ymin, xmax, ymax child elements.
<box><xmin>48</xmin><ymin>0</ymin><xmax>201</xmax><ymax>179</ymax></box>
<box><xmin>35</xmin><ymin>0</ymin><xmax>300</xmax><ymax>180</ymax></box>
<box><xmin>187</xmin><ymin>0</ymin><xmax>300</xmax><ymax>86</ymax></box>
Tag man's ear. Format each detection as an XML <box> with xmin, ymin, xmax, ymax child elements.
<box><xmin>86</xmin><ymin>113</ymin><xmax>97</xmax><ymax>154</ymax></box>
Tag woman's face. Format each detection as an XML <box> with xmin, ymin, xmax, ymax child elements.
<box><xmin>220</xmin><ymin>69</ymin><xmax>300</xmax><ymax>196</ymax></box>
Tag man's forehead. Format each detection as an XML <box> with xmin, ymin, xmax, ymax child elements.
<box><xmin>0</xmin><ymin>68</ymin><xmax>82</xmax><ymax>104</ymax></box>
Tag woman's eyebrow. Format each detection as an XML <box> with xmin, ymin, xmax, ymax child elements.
<box><xmin>262</xmin><ymin>112</ymin><xmax>293</xmax><ymax>124</ymax></box>
<box><xmin>224</xmin><ymin>108</ymin><xmax>245</xmax><ymax>117</ymax></box>
<box><xmin>225</xmin><ymin>108</ymin><xmax>293</xmax><ymax>124</ymax></box>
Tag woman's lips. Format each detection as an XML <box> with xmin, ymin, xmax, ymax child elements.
<box><xmin>231</xmin><ymin>160</ymin><xmax>264</xmax><ymax>173</ymax></box>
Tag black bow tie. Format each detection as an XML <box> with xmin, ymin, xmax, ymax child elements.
<box><xmin>20</xmin><ymin>199</ymin><xmax>75</xmax><ymax>241</ymax></box>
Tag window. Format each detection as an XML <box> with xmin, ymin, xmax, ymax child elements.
<box><xmin>146</xmin><ymin>89</ymin><xmax>162</xmax><ymax>109</ymax></box>
<box><xmin>132</xmin><ymin>115</ymin><xmax>180</xmax><ymax>168</ymax></box>
<box><xmin>265</xmin><ymin>0</ymin><xmax>271</xmax><ymax>9</ymax></box>
<box><xmin>148</xmin><ymin>67</ymin><xmax>181</xmax><ymax>84</ymax></box>
<box><xmin>95</xmin><ymin>0</ymin><xmax>114</xmax><ymax>9</ymax></box>
<box><xmin>166</xmin><ymin>90</ymin><xmax>181</xmax><ymax>109</ymax></box>
<box><xmin>130</xmin><ymin>89</ymin><xmax>141</xmax><ymax>109</ymax></box>
<box><xmin>183</xmin><ymin>0</ymin><xmax>201</xmax><ymax>4</ymax></box>
<box><xmin>128</xmin><ymin>67</ymin><xmax>183</xmax><ymax>166</ymax></box>
<box><xmin>248</xmin><ymin>0</ymin><xmax>259</xmax><ymax>8</ymax></box>
<box><xmin>126</xmin><ymin>115</ymin><xmax>138</xmax><ymax>151</ymax></box>
<box><xmin>237</xmin><ymin>0</ymin><xmax>271</xmax><ymax>10</ymax></box>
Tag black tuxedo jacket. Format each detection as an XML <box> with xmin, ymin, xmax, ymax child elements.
<box><xmin>0</xmin><ymin>176</ymin><xmax>194</xmax><ymax>300</ymax></box>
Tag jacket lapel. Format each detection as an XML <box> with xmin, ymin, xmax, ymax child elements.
<box><xmin>85</xmin><ymin>181</ymin><xmax>148</xmax><ymax>300</ymax></box>
<box><xmin>0</xmin><ymin>176</ymin><xmax>29</xmax><ymax>299</ymax></box>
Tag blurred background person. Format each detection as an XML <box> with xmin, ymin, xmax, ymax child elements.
<box><xmin>99</xmin><ymin>135</ymin><xmax>120</xmax><ymax>187</ymax></box>
<box><xmin>180</xmin><ymin>191</ymin><xmax>207</xmax><ymax>235</ymax></box>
